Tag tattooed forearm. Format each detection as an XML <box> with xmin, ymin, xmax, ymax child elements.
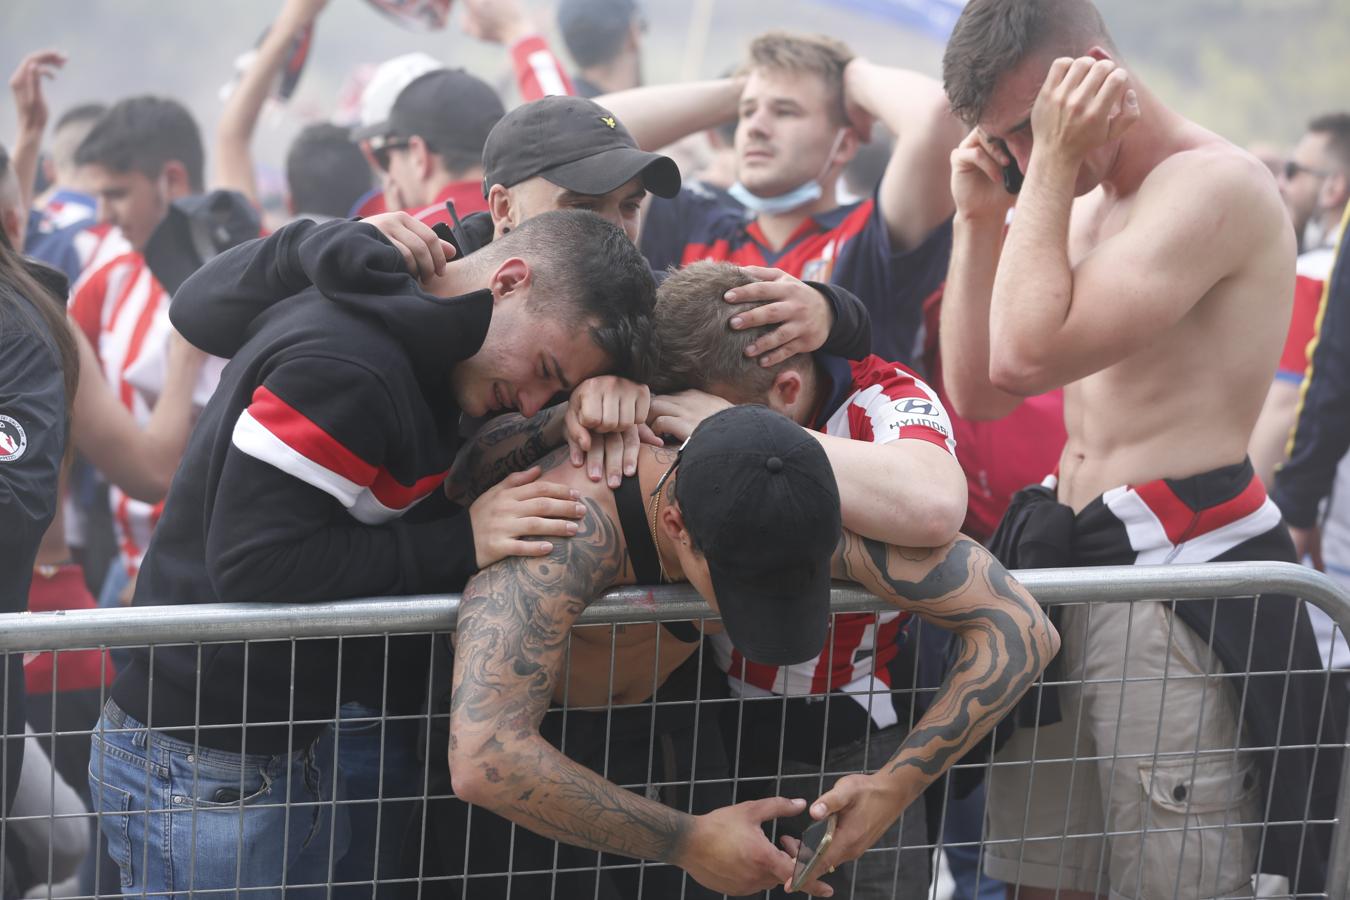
<box><xmin>446</xmin><ymin>404</ymin><xmax>567</xmax><ymax>502</ymax></box>
<box><xmin>448</xmin><ymin>497</ymin><xmax>692</xmax><ymax>862</ymax></box>
<box><xmin>836</xmin><ymin>534</ymin><xmax>1058</xmax><ymax>782</ymax></box>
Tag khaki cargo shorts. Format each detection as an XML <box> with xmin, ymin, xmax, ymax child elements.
<box><xmin>983</xmin><ymin>599</ymin><xmax>1260</xmax><ymax>900</ymax></box>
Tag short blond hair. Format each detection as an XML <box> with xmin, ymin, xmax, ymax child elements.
<box><xmin>652</xmin><ymin>261</ymin><xmax>810</xmax><ymax>399</ymax></box>
<box><xmin>746</xmin><ymin>31</ymin><xmax>855</xmax><ymax>125</ymax></box>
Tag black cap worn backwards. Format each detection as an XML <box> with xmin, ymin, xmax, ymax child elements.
<box><xmin>673</xmin><ymin>405</ymin><xmax>842</xmax><ymax>666</ymax></box>
<box><xmin>351</xmin><ymin>68</ymin><xmax>505</xmax><ymax>157</ymax></box>
<box><xmin>481</xmin><ymin>95</ymin><xmax>680</xmax><ymax>199</ymax></box>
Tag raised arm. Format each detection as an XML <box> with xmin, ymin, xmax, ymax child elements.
<box><xmin>449</xmin><ymin>491</ymin><xmax>802</xmax><ymax>895</ymax></box>
<box><xmin>71</xmin><ymin>325</ymin><xmax>206</xmax><ymax>503</ymax></box>
<box><xmin>596</xmin><ymin>79</ymin><xmax>743</xmax><ymax>153</ymax></box>
<box><xmin>789</xmin><ymin>533</ymin><xmax>1058</xmax><ymax>885</ymax></box>
<box><xmin>213</xmin><ymin>0</ymin><xmax>328</xmax><ymax>203</ymax></box>
<box><xmin>984</xmin><ymin>59</ymin><xmax>1282</xmax><ymax>395</ymax></box>
<box><xmin>845</xmin><ymin>60</ymin><xmax>965</xmax><ymax>252</ymax></box>
<box><xmin>7</xmin><ymin>50</ymin><xmax>65</xmax><ymax>215</ymax></box>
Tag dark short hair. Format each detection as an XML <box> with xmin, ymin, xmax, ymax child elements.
<box><xmin>483</xmin><ymin>209</ymin><xmax>656</xmax><ymax>382</ymax></box>
<box><xmin>1309</xmin><ymin>112</ymin><xmax>1350</xmax><ymax>175</ymax></box>
<box><xmin>944</xmin><ymin>0</ymin><xmax>1115</xmax><ymax>126</ymax></box>
<box><xmin>75</xmin><ymin>96</ymin><xmax>204</xmax><ymax>191</ymax></box>
<box><xmin>557</xmin><ymin>0</ymin><xmax>638</xmax><ymax>69</ymax></box>
<box><xmin>286</xmin><ymin>123</ymin><xmax>373</xmax><ymax>220</ymax></box>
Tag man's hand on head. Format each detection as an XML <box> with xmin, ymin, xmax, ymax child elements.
<box><xmin>364</xmin><ymin>212</ymin><xmax>457</xmax><ymax>283</ymax></box>
<box><xmin>725</xmin><ymin>266</ymin><xmax>836</xmax><ymax>366</ymax></box>
<box><xmin>565</xmin><ymin>376</ymin><xmax>660</xmax><ymax>488</ymax></box>
<box><xmin>951</xmin><ymin>129</ymin><xmax>1016</xmax><ymax>223</ymax></box>
<box><xmin>648</xmin><ymin>390</ymin><xmax>733</xmax><ymax>443</ymax></box>
<box><xmin>1031</xmin><ymin>57</ymin><xmax>1140</xmax><ymax>165</ymax></box>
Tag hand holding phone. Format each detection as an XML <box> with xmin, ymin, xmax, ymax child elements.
<box><xmin>995</xmin><ymin>139</ymin><xmax>1023</xmax><ymax>194</ymax></box>
<box><xmin>789</xmin><ymin>814</ymin><xmax>837</xmax><ymax>892</ymax></box>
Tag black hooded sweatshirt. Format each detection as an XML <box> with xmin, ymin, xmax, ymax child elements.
<box><xmin>111</xmin><ymin>219</ymin><xmax>489</xmax><ymax>753</ymax></box>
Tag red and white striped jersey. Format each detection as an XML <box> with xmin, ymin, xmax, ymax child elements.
<box><xmin>711</xmin><ymin>355</ymin><xmax>956</xmax><ymax>728</ymax></box>
<box><xmin>68</xmin><ymin>251</ymin><xmax>172</xmax><ymax>576</ymax></box>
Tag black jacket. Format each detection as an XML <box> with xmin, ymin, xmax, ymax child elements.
<box><xmin>112</xmin><ymin>219</ymin><xmax>487</xmax><ymax>753</ymax></box>
<box><xmin>1273</xmin><ymin>216</ymin><xmax>1350</xmax><ymax>528</ymax></box>
<box><xmin>0</xmin><ymin>261</ymin><xmax>70</xmax><ymax>812</ymax></box>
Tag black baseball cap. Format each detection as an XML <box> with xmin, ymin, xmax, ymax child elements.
<box><xmin>144</xmin><ymin>190</ymin><xmax>261</xmax><ymax>295</ymax></box>
<box><xmin>673</xmin><ymin>405</ymin><xmax>842</xmax><ymax>666</ymax></box>
<box><xmin>351</xmin><ymin>68</ymin><xmax>505</xmax><ymax>159</ymax></box>
<box><xmin>481</xmin><ymin>95</ymin><xmax>680</xmax><ymax>199</ymax></box>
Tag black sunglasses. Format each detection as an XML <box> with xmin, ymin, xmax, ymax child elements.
<box><xmin>369</xmin><ymin>136</ymin><xmax>412</xmax><ymax>172</ymax></box>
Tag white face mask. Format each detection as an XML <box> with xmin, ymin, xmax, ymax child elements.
<box><xmin>728</xmin><ymin>128</ymin><xmax>848</xmax><ymax>215</ymax></box>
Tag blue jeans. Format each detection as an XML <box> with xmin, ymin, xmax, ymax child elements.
<box><xmin>316</xmin><ymin>702</ymin><xmax>423</xmax><ymax>898</ymax></box>
<box><xmin>88</xmin><ymin>699</ymin><xmax>350</xmax><ymax>898</ymax></box>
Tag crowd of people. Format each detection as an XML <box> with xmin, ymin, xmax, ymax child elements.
<box><xmin>1</xmin><ymin>0</ymin><xmax>1348</xmax><ymax>897</ymax></box>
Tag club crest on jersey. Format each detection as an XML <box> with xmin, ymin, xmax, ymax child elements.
<box><xmin>0</xmin><ymin>414</ymin><xmax>28</xmax><ymax>462</ymax></box>
<box><xmin>599</xmin><ymin>116</ymin><xmax>616</xmax><ymax>129</ymax></box>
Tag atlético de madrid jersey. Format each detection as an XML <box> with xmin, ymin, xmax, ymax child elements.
<box><xmin>640</xmin><ymin>183</ymin><xmax>953</xmax><ymax>368</ymax></box>
<box><xmin>711</xmin><ymin>354</ymin><xmax>955</xmax><ymax>728</ymax></box>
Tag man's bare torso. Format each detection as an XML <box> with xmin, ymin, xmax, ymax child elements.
<box><xmin>1055</xmin><ymin>134</ymin><xmax>1295</xmax><ymax>511</ymax></box>
<box><xmin>545</xmin><ymin>446</ymin><xmax>709</xmax><ymax>707</ymax></box>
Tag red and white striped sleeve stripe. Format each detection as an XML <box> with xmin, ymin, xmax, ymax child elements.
<box><xmin>509</xmin><ymin>34</ymin><xmax>574</xmax><ymax>100</ymax></box>
<box><xmin>231</xmin><ymin>385</ymin><xmax>446</xmax><ymax>525</ymax></box>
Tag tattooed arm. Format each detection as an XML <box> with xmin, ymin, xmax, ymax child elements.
<box><xmin>448</xmin><ymin>481</ymin><xmax>803</xmax><ymax>894</ymax></box>
<box><xmin>787</xmin><ymin>533</ymin><xmax>1058</xmax><ymax>886</ymax></box>
<box><xmin>446</xmin><ymin>405</ymin><xmax>567</xmax><ymax>503</ymax></box>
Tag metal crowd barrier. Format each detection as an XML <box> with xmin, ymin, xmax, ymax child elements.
<box><xmin>0</xmin><ymin>561</ymin><xmax>1347</xmax><ymax>900</ymax></box>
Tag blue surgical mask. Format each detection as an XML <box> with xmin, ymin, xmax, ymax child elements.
<box><xmin>728</xmin><ymin>129</ymin><xmax>848</xmax><ymax>215</ymax></box>
<box><xmin>727</xmin><ymin>178</ymin><xmax>823</xmax><ymax>215</ymax></box>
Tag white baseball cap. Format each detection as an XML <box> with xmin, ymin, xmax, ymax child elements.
<box><xmin>351</xmin><ymin>52</ymin><xmax>442</xmax><ymax>141</ymax></box>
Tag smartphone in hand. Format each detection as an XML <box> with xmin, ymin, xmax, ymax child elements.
<box><xmin>996</xmin><ymin>139</ymin><xmax>1023</xmax><ymax>194</ymax></box>
<box><xmin>789</xmin><ymin>814</ymin><xmax>838</xmax><ymax>892</ymax></box>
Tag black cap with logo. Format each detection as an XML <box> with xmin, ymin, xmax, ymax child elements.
<box><xmin>481</xmin><ymin>95</ymin><xmax>680</xmax><ymax>199</ymax></box>
<box><xmin>351</xmin><ymin>68</ymin><xmax>505</xmax><ymax>159</ymax></box>
<box><xmin>673</xmin><ymin>405</ymin><xmax>842</xmax><ymax>666</ymax></box>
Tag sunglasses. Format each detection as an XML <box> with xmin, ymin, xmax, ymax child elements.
<box><xmin>369</xmin><ymin>136</ymin><xmax>412</xmax><ymax>172</ymax></box>
<box><xmin>1283</xmin><ymin>159</ymin><xmax>1333</xmax><ymax>181</ymax></box>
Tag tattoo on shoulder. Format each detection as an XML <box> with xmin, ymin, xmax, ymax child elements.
<box><xmin>450</xmin><ymin>405</ymin><xmax>566</xmax><ymax>500</ymax></box>
<box><xmin>451</xmin><ymin>497</ymin><xmax>622</xmax><ymax>730</ymax></box>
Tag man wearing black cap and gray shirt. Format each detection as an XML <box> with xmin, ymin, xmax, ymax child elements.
<box><xmin>351</xmin><ymin>67</ymin><xmax>505</xmax><ymax>227</ymax></box>
<box><xmin>557</xmin><ymin>0</ymin><xmax>645</xmax><ymax>97</ymax></box>
<box><xmin>444</xmin><ymin>405</ymin><xmax>1058</xmax><ymax>897</ymax></box>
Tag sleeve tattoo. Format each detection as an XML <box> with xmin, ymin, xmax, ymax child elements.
<box><xmin>833</xmin><ymin>534</ymin><xmax>1059</xmax><ymax>781</ymax></box>
<box><xmin>446</xmin><ymin>404</ymin><xmax>565</xmax><ymax>502</ymax></box>
<box><xmin>448</xmin><ymin>497</ymin><xmax>692</xmax><ymax>862</ymax></box>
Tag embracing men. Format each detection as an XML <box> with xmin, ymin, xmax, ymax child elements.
<box><xmin>434</xmin><ymin>261</ymin><xmax>1059</xmax><ymax>898</ymax></box>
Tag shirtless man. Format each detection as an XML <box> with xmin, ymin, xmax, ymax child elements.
<box><xmin>938</xmin><ymin>0</ymin><xmax>1334</xmax><ymax>894</ymax></box>
<box><xmin>446</xmin><ymin>405</ymin><xmax>1057</xmax><ymax>898</ymax></box>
